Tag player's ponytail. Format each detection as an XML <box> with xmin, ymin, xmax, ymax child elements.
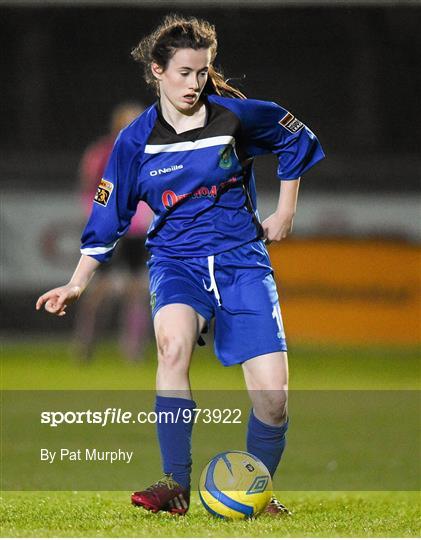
<box><xmin>131</xmin><ymin>14</ymin><xmax>245</xmax><ymax>99</ymax></box>
<box><xmin>205</xmin><ymin>66</ymin><xmax>246</xmax><ymax>99</ymax></box>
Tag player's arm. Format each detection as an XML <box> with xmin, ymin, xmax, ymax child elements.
<box><xmin>262</xmin><ymin>178</ymin><xmax>300</xmax><ymax>243</ymax></box>
<box><xmin>37</xmin><ymin>132</ymin><xmax>140</xmax><ymax>316</ymax></box>
<box><xmin>235</xmin><ymin>99</ymin><xmax>324</xmax><ymax>243</ymax></box>
<box><xmin>238</xmin><ymin>98</ymin><xmax>325</xmax><ymax>178</ymax></box>
<box><xmin>35</xmin><ymin>254</ymin><xmax>100</xmax><ymax>316</ymax></box>
<box><xmin>80</xmin><ymin>133</ymin><xmax>140</xmax><ymax>264</ymax></box>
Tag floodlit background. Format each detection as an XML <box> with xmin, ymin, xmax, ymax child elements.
<box><xmin>1</xmin><ymin>0</ymin><xmax>420</xmax><ymax>349</ymax></box>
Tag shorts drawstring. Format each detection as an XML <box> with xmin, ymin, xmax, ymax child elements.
<box><xmin>203</xmin><ymin>255</ymin><xmax>222</xmax><ymax>306</ymax></box>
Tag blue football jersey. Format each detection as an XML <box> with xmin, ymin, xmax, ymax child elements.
<box><xmin>80</xmin><ymin>94</ymin><xmax>324</xmax><ymax>261</ymax></box>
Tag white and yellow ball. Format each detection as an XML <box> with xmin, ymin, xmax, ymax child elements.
<box><xmin>199</xmin><ymin>451</ymin><xmax>272</xmax><ymax>519</ymax></box>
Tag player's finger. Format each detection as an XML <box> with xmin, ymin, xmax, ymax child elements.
<box><xmin>36</xmin><ymin>295</ymin><xmax>47</xmax><ymax>310</ymax></box>
<box><xmin>45</xmin><ymin>299</ymin><xmax>62</xmax><ymax>314</ymax></box>
<box><xmin>60</xmin><ymin>304</ymin><xmax>68</xmax><ymax>312</ymax></box>
<box><xmin>44</xmin><ymin>300</ymin><xmax>55</xmax><ymax>312</ymax></box>
<box><xmin>173</xmin><ymin>496</ymin><xmax>182</xmax><ymax>510</ymax></box>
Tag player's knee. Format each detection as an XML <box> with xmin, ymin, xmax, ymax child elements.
<box><xmin>156</xmin><ymin>334</ymin><xmax>190</xmax><ymax>371</ymax></box>
<box><xmin>261</xmin><ymin>391</ymin><xmax>288</xmax><ymax>425</ymax></box>
<box><xmin>267</xmin><ymin>405</ymin><xmax>288</xmax><ymax>426</ymax></box>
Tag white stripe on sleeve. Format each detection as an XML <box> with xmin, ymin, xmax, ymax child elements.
<box><xmin>80</xmin><ymin>240</ymin><xmax>118</xmax><ymax>256</ymax></box>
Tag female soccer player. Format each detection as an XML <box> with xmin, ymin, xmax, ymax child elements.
<box><xmin>36</xmin><ymin>15</ymin><xmax>324</xmax><ymax>516</ymax></box>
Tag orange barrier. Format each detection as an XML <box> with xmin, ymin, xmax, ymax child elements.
<box><xmin>269</xmin><ymin>239</ymin><xmax>421</xmax><ymax>345</ymax></box>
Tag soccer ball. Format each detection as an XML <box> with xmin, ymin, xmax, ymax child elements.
<box><xmin>199</xmin><ymin>451</ymin><xmax>272</xmax><ymax>519</ymax></box>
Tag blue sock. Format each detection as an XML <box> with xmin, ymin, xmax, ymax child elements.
<box><xmin>247</xmin><ymin>409</ymin><xmax>289</xmax><ymax>477</ymax></box>
<box><xmin>155</xmin><ymin>395</ymin><xmax>196</xmax><ymax>490</ymax></box>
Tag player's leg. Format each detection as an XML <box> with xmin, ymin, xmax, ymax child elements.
<box><xmin>242</xmin><ymin>350</ymin><xmax>291</xmax><ymax>516</ymax></box>
<box><xmin>242</xmin><ymin>351</ymin><xmax>289</xmax><ymax>475</ymax></box>
<box><xmin>242</xmin><ymin>350</ymin><xmax>288</xmax><ymax>424</ymax></box>
<box><xmin>212</xmin><ymin>241</ymin><xmax>291</xmax><ymax>514</ymax></box>
<box><xmin>154</xmin><ymin>303</ymin><xmax>206</xmax><ymax>397</ymax></box>
<box><xmin>132</xmin><ymin>302</ymin><xmax>207</xmax><ymax>514</ymax></box>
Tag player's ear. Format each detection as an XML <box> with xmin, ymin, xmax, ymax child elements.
<box><xmin>151</xmin><ymin>63</ymin><xmax>164</xmax><ymax>81</ymax></box>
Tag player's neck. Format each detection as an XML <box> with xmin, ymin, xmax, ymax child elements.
<box><xmin>159</xmin><ymin>98</ymin><xmax>207</xmax><ymax>134</ymax></box>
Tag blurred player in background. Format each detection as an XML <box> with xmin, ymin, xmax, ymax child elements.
<box><xmin>74</xmin><ymin>102</ymin><xmax>153</xmax><ymax>361</ymax></box>
<box><xmin>37</xmin><ymin>15</ymin><xmax>324</xmax><ymax>516</ymax></box>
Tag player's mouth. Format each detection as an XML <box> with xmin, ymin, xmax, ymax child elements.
<box><xmin>182</xmin><ymin>93</ymin><xmax>197</xmax><ymax>104</ymax></box>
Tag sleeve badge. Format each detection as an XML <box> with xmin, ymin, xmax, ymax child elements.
<box><xmin>94</xmin><ymin>179</ymin><xmax>114</xmax><ymax>207</ymax></box>
<box><xmin>279</xmin><ymin>112</ymin><xmax>304</xmax><ymax>134</ymax></box>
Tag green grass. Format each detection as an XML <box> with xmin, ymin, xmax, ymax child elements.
<box><xmin>1</xmin><ymin>339</ymin><xmax>420</xmax><ymax>537</ymax></box>
<box><xmin>1</xmin><ymin>339</ymin><xmax>420</xmax><ymax>390</ymax></box>
<box><xmin>1</xmin><ymin>491</ymin><xmax>420</xmax><ymax>537</ymax></box>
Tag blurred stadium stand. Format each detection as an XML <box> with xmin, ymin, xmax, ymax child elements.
<box><xmin>1</xmin><ymin>3</ymin><xmax>420</xmax><ymax>192</ymax></box>
<box><xmin>1</xmin><ymin>1</ymin><xmax>420</xmax><ymax>343</ymax></box>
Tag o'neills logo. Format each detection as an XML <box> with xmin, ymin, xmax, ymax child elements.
<box><xmin>161</xmin><ymin>177</ymin><xmax>238</xmax><ymax>209</ymax></box>
<box><xmin>150</xmin><ymin>165</ymin><xmax>183</xmax><ymax>176</ymax></box>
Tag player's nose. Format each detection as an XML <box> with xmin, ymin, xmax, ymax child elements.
<box><xmin>187</xmin><ymin>73</ymin><xmax>200</xmax><ymax>91</ymax></box>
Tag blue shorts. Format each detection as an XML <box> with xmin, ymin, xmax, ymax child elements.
<box><xmin>148</xmin><ymin>240</ymin><xmax>287</xmax><ymax>367</ymax></box>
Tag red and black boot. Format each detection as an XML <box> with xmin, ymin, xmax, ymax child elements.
<box><xmin>131</xmin><ymin>474</ymin><xmax>190</xmax><ymax>515</ymax></box>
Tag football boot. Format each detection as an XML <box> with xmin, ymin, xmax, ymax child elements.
<box><xmin>264</xmin><ymin>496</ymin><xmax>292</xmax><ymax>516</ymax></box>
<box><xmin>131</xmin><ymin>474</ymin><xmax>190</xmax><ymax>515</ymax></box>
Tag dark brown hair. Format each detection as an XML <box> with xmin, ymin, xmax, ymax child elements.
<box><xmin>131</xmin><ymin>14</ymin><xmax>245</xmax><ymax>99</ymax></box>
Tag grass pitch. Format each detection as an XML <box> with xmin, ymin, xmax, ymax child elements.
<box><xmin>1</xmin><ymin>339</ymin><xmax>419</xmax><ymax>391</ymax></box>
<box><xmin>1</xmin><ymin>339</ymin><xmax>420</xmax><ymax>537</ymax></box>
<box><xmin>1</xmin><ymin>490</ymin><xmax>419</xmax><ymax>537</ymax></box>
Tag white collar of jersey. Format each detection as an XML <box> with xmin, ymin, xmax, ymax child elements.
<box><xmin>144</xmin><ymin>135</ymin><xmax>235</xmax><ymax>154</ymax></box>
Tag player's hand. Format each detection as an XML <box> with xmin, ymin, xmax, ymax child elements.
<box><xmin>35</xmin><ymin>284</ymin><xmax>82</xmax><ymax>316</ymax></box>
<box><xmin>261</xmin><ymin>210</ymin><xmax>295</xmax><ymax>244</ymax></box>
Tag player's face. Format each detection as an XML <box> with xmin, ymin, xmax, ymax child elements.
<box><xmin>153</xmin><ymin>48</ymin><xmax>211</xmax><ymax>114</ymax></box>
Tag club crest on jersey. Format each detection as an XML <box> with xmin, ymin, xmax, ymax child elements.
<box><xmin>94</xmin><ymin>179</ymin><xmax>114</xmax><ymax>207</ymax></box>
<box><xmin>279</xmin><ymin>112</ymin><xmax>304</xmax><ymax>134</ymax></box>
<box><xmin>218</xmin><ymin>145</ymin><xmax>233</xmax><ymax>169</ymax></box>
